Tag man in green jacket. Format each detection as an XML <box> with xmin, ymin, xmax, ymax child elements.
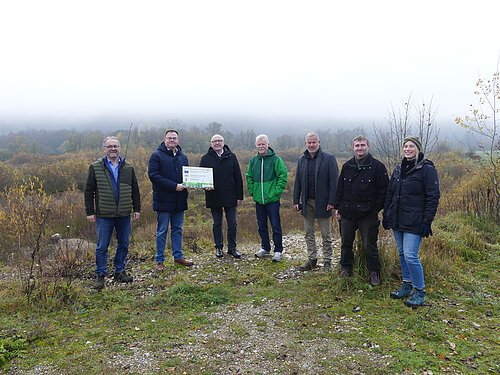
<box><xmin>85</xmin><ymin>136</ymin><xmax>141</xmax><ymax>290</ymax></box>
<box><xmin>246</xmin><ymin>134</ymin><xmax>288</xmax><ymax>262</ymax></box>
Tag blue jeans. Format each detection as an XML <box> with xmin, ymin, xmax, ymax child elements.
<box><xmin>255</xmin><ymin>202</ymin><xmax>283</xmax><ymax>253</ymax></box>
<box><xmin>95</xmin><ymin>216</ymin><xmax>131</xmax><ymax>276</ymax></box>
<box><xmin>393</xmin><ymin>230</ymin><xmax>424</xmax><ymax>289</ymax></box>
<box><xmin>211</xmin><ymin>206</ymin><xmax>237</xmax><ymax>251</ymax></box>
<box><xmin>156</xmin><ymin>211</ymin><xmax>184</xmax><ymax>262</ymax></box>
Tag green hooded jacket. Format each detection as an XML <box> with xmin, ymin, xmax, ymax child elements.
<box><xmin>246</xmin><ymin>147</ymin><xmax>288</xmax><ymax>204</ymax></box>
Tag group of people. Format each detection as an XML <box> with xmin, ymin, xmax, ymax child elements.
<box><xmin>84</xmin><ymin>130</ymin><xmax>440</xmax><ymax>308</ymax></box>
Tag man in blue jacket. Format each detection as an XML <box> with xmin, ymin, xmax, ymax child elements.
<box><xmin>148</xmin><ymin>129</ymin><xmax>193</xmax><ymax>270</ymax></box>
<box><xmin>200</xmin><ymin>134</ymin><xmax>244</xmax><ymax>258</ymax></box>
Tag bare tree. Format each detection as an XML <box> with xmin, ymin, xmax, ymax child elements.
<box><xmin>415</xmin><ymin>97</ymin><xmax>440</xmax><ymax>156</ymax></box>
<box><xmin>373</xmin><ymin>94</ymin><xmax>440</xmax><ymax>171</ymax></box>
<box><xmin>455</xmin><ymin>64</ymin><xmax>500</xmax><ymax>198</ymax></box>
<box><xmin>373</xmin><ymin>95</ymin><xmax>412</xmax><ymax>171</ymax></box>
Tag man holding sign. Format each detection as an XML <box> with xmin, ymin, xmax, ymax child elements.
<box><xmin>200</xmin><ymin>134</ymin><xmax>244</xmax><ymax>258</ymax></box>
<box><xmin>148</xmin><ymin>129</ymin><xmax>194</xmax><ymax>269</ymax></box>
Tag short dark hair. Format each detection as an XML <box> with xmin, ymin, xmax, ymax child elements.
<box><xmin>165</xmin><ymin>129</ymin><xmax>179</xmax><ymax>135</ymax></box>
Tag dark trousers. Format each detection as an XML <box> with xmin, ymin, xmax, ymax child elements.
<box><xmin>340</xmin><ymin>212</ymin><xmax>381</xmax><ymax>272</ymax></box>
<box><xmin>211</xmin><ymin>206</ymin><xmax>237</xmax><ymax>251</ymax></box>
<box><xmin>255</xmin><ymin>201</ymin><xmax>283</xmax><ymax>253</ymax></box>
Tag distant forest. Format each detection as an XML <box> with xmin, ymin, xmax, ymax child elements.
<box><xmin>0</xmin><ymin>122</ymin><xmax>380</xmax><ymax>160</ymax></box>
<box><xmin>0</xmin><ymin>122</ymin><xmax>460</xmax><ymax>161</ymax></box>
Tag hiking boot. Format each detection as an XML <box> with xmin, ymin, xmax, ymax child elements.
<box><xmin>405</xmin><ymin>289</ymin><xmax>426</xmax><ymax>308</ymax></box>
<box><xmin>94</xmin><ymin>274</ymin><xmax>105</xmax><ymax>290</ymax></box>
<box><xmin>299</xmin><ymin>259</ymin><xmax>317</xmax><ymax>271</ymax></box>
<box><xmin>255</xmin><ymin>248</ymin><xmax>271</xmax><ymax>258</ymax></box>
<box><xmin>390</xmin><ymin>282</ymin><xmax>413</xmax><ymax>299</ymax></box>
<box><xmin>339</xmin><ymin>266</ymin><xmax>352</xmax><ymax>277</ymax></box>
<box><xmin>114</xmin><ymin>271</ymin><xmax>133</xmax><ymax>283</ymax></box>
<box><xmin>272</xmin><ymin>252</ymin><xmax>282</xmax><ymax>262</ymax></box>
<box><xmin>215</xmin><ymin>248</ymin><xmax>223</xmax><ymax>258</ymax></box>
<box><xmin>228</xmin><ymin>249</ymin><xmax>242</xmax><ymax>259</ymax></box>
<box><xmin>370</xmin><ymin>271</ymin><xmax>381</xmax><ymax>286</ymax></box>
<box><xmin>323</xmin><ymin>261</ymin><xmax>332</xmax><ymax>272</ymax></box>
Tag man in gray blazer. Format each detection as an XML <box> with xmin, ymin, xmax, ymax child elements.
<box><xmin>293</xmin><ymin>132</ymin><xmax>338</xmax><ymax>271</ymax></box>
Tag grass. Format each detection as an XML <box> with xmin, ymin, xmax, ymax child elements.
<box><xmin>0</xmin><ymin>213</ymin><xmax>498</xmax><ymax>374</ymax></box>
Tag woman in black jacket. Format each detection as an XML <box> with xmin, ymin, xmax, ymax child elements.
<box><xmin>383</xmin><ymin>137</ymin><xmax>440</xmax><ymax>307</ymax></box>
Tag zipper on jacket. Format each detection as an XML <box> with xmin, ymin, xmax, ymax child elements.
<box><xmin>260</xmin><ymin>157</ymin><xmax>265</xmax><ymax>204</ymax></box>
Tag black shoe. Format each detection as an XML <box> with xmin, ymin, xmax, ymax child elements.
<box><xmin>94</xmin><ymin>274</ymin><xmax>105</xmax><ymax>290</ymax></box>
<box><xmin>215</xmin><ymin>248</ymin><xmax>224</xmax><ymax>258</ymax></box>
<box><xmin>340</xmin><ymin>266</ymin><xmax>352</xmax><ymax>277</ymax></box>
<box><xmin>227</xmin><ymin>249</ymin><xmax>241</xmax><ymax>258</ymax></box>
<box><xmin>299</xmin><ymin>259</ymin><xmax>317</xmax><ymax>271</ymax></box>
<box><xmin>114</xmin><ymin>271</ymin><xmax>133</xmax><ymax>283</ymax></box>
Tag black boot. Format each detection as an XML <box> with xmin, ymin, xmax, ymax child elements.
<box><xmin>227</xmin><ymin>249</ymin><xmax>241</xmax><ymax>258</ymax></box>
<box><xmin>94</xmin><ymin>274</ymin><xmax>105</xmax><ymax>290</ymax></box>
<box><xmin>215</xmin><ymin>248</ymin><xmax>223</xmax><ymax>258</ymax></box>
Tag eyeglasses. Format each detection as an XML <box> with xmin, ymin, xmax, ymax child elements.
<box><xmin>105</xmin><ymin>145</ymin><xmax>120</xmax><ymax>149</ymax></box>
<box><xmin>165</xmin><ymin>137</ymin><xmax>178</xmax><ymax>141</ymax></box>
<box><xmin>211</xmin><ymin>140</ymin><xmax>224</xmax><ymax>143</ymax></box>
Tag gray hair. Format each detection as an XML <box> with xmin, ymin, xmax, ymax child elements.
<box><xmin>255</xmin><ymin>134</ymin><xmax>269</xmax><ymax>144</ymax></box>
<box><xmin>211</xmin><ymin>134</ymin><xmax>224</xmax><ymax>142</ymax></box>
<box><xmin>103</xmin><ymin>136</ymin><xmax>120</xmax><ymax>147</ymax></box>
<box><xmin>305</xmin><ymin>131</ymin><xmax>319</xmax><ymax>141</ymax></box>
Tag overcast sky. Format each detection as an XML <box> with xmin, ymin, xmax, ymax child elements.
<box><xmin>0</xmin><ymin>0</ymin><xmax>499</xmax><ymax>128</ymax></box>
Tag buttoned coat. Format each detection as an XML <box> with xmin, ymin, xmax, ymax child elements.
<box><xmin>199</xmin><ymin>145</ymin><xmax>244</xmax><ymax>208</ymax></box>
<box><xmin>334</xmin><ymin>153</ymin><xmax>388</xmax><ymax>220</ymax></box>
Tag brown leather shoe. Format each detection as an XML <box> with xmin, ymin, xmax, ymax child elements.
<box><xmin>174</xmin><ymin>258</ymin><xmax>194</xmax><ymax>267</ymax></box>
<box><xmin>155</xmin><ymin>262</ymin><xmax>165</xmax><ymax>271</ymax></box>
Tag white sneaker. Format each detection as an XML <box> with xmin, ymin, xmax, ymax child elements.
<box><xmin>255</xmin><ymin>248</ymin><xmax>271</xmax><ymax>258</ymax></box>
<box><xmin>272</xmin><ymin>252</ymin><xmax>283</xmax><ymax>262</ymax></box>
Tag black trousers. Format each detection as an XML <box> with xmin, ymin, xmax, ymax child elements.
<box><xmin>339</xmin><ymin>211</ymin><xmax>381</xmax><ymax>272</ymax></box>
<box><xmin>211</xmin><ymin>206</ymin><xmax>237</xmax><ymax>251</ymax></box>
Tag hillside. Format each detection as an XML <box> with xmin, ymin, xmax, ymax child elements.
<box><xmin>1</xmin><ymin>225</ymin><xmax>498</xmax><ymax>374</ymax></box>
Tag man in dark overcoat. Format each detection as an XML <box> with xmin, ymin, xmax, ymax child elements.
<box><xmin>200</xmin><ymin>134</ymin><xmax>244</xmax><ymax>258</ymax></box>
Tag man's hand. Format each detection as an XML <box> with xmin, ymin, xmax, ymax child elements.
<box><xmin>86</xmin><ymin>214</ymin><xmax>96</xmax><ymax>223</ymax></box>
<box><xmin>176</xmin><ymin>184</ymin><xmax>186</xmax><ymax>191</ymax></box>
<box><xmin>334</xmin><ymin>210</ymin><xmax>341</xmax><ymax>220</ymax></box>
<box><xmin>237</xmin><ymin>200</ymin><xmax>242</xmax><ymax>206</ymax></box>
<box><xmin>293</xmin><ymin>204</ymin><xmax>301</xmax><ymax>211</ymax></box>
<box><xmin>326</xmin><ymin>204</ymin><xmax>334</xmax><ymax>211</ymax></box>
<box><xmin>133</xmin><ymin>212</ymin><xmax>140</xmax><ymax>221</ymax></box>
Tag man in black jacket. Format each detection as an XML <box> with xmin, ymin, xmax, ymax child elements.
<box><xmin>334</xmin><ymin>135</ymin><xmax>388</xmax><ymax>285</ymax></box>
<box><xmin>200</xmin><ymin>134</ymin><xmax>244</xmax><ymax>258</ymax></box>
<box><xmin>293</xmin><ymin>132</ymin><xmax>338</xmax><ymax>271</ymax></box>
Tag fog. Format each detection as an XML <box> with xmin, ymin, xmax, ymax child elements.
<box><xmin>1</xmin><ymin>0</ymin><xmax>498</xmax><ymax>134</ymax></box>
